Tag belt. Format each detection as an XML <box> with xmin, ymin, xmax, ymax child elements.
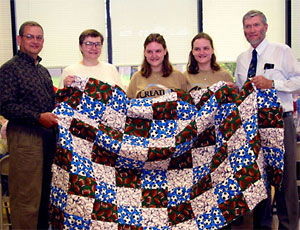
<box><xmin>283</xmin><ymin>111</ymin><xmax>293</xmax><ymax>118</ymax></box>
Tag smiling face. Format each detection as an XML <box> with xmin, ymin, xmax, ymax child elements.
<box><xmin>144</xmin><ymin>41</ymin><xmax>167</xmax><ymax>71</ymax></box>
<box><xmin>243</xmin><ymin>15</ymin><xmax>268</xmax><ymax>48</ymax></box>
<box><xmin>80</xmin><ymin>36</ymin><xmax>102</xmax><ymax>61</ymax></box>
<box><xmin>192</xmin><ymin>38</ymin><xmax>214</xmax><ymax>67</ymax></box>
<box><xmin>17</xmin><ymin>25</ymin><xmax>44</xmax><ymax>60</ymax></box>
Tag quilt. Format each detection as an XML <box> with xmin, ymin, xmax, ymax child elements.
<box><xmin>49</xmin><ymin>77</ymin><xmax>284</xmax><ymax>230</ymax></box>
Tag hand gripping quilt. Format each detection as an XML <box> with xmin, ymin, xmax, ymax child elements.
<box><xmin>50</xmin><ymin>77</ymin><xmax>284</xmax><ymax>230</ymax></box>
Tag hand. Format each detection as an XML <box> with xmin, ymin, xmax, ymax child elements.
<box><xmin>38</xmin><ymin>112</ymin><xmax>59</xmax><ymax>128</ymax></box>
<box><xmin>63</xmin><ymin>75</ymin><xmax>75</xmax><ymax>87</ymax></box>
<box><xmin>0</xmin><ymin>120</ymin><xmax>8</xmax><ymax>139</ymax></box>
<box><xmin>251</xmin><ymin>75</ymin><xmax>273</xmax><ymax>89</ymax></box>
<box><xmin>226</xmin><ymin>82</ymin><xmax>239</xmax><ymax>90</ymax></box>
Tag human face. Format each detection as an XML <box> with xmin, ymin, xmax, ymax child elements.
<box><xmin>192</xmin><ymin>38</ymin><xmax>214</xmax><ymax>67</ymax></box>
<box><xmin>80</xmin><ymin>36</ymin><xmax>102</xmax><ymax>60</ymax></box>
<box><xmin>17</xmin><ymin>25</ymin><xmax>44</xmax><ymax>59</ymax></box>
<box><xmin>243</xmin><ymin>15</ymin><xmax>268</xmax><ymax>48</ymax></box>
<box><xmin>144</xmin><ymin>42</ymin><xmax>167</xmax><ymax>71</ymax></box>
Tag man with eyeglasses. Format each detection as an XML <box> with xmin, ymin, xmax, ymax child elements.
<box><xmin>59</xmin><ymin>29</ymin><xmax>124</xmax><ymax>89</ymax></box>
<box><xmin>0</xmin><ymin>21</ymin><xmax>58</xmax><ymax>229</ymax></box>
<box><xmin>234</xmin><ymin>10</ymin><xmax>300</xmax><ymax>230</ymax></box>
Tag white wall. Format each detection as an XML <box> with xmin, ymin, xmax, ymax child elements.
<box><xmin>292</xmin><ymin>0</ymin><xmax>300</xmax><ymax>60</ymax></box>
<box><xmin>14</xmin><ymin>0</ymin><xmax>106</xmax><ymax>67</ymax></box>
<box><xmin>0</xmin><ymin>0</ymin><xmax>290</xmax><ymax>67</ymax></box>
<box><xmin>0</xmin><ymin>0</ymin><xmax>13</xmax><ymax>66</ymax></box>
<box><xmin>110</xmin><ymin>0</ymin><xmax>198</xmax><ymax>66</ymax></box>
<box><xmin>203</xmin><ymin>0</ymin><xmax>285</xmax><ymax>62</ymax></box>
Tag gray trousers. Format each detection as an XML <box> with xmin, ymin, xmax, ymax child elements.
<box><xmin>253</xmin><ymin>115</ymin><xmax>299</xmax><ymax>230</ymax></box>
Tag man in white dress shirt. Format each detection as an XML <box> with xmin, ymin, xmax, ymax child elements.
<box><xmin>235</xmin><ymin>10</ymin><xmax>300</xmax><ymax>230</ymax></box>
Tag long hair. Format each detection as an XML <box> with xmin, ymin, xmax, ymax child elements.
<box><xmin>187</xmin><ymin>32</ymin><xmax>220</xmax><ymax>74</ymax></box>
<box><xmin>141</xmin><ymin>33</ymin><xmax>173</xmax><ymax>78</ymax></box>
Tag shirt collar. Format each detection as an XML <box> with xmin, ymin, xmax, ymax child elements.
<box><xmin>17</xmin><ymin>50</ymin><xmax>42</xmax><ymax>65</ymax></box>
<box><xmin>249</xmin><ymin>39</ymin><xmax>268</xmax><ymax>56</ymax></box>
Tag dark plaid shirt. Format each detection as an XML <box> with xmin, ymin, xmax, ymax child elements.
<box><xmin>0</xmin><ymin>51</ymin><xmax>55</xmax><ymax>125</ymax></box>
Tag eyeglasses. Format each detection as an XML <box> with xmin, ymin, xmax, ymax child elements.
<box><xmin>21</xmin><ymin>34</ymin><xmax>44</xmax><ymax>41</ymax></box>
<box><xmin>83</xmin><ymin>41</ymin><xmax>102</xmax><ymax>48</ymax></box>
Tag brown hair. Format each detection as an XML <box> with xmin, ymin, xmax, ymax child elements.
<box><xmin>187</xmin><ymin>32</ymin><xmax>220</xmax><ymax>74</ymax></box>
<box><xmin>141</xmin><ymin>33</ymin><xmax>173</xmax><ymax>78</ymax></box>
<box><xmin>79</xmin><ymin>29</ymin><xmax>104</xmax><ymax>45</ymax></box>
<box><xmin>19</xmin><ymin>21</ymin><xmax>43</xmax><ymax>36</ymax></box>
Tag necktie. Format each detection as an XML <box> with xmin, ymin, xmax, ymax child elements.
<box><xmin>247</xmin><ymin>49</ymin><xmax>257</xmax><ymax>78</ymax></box>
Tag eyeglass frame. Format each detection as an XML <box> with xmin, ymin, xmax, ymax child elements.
<box><xmin>82</xmin><ymin>41</ymin><xmax>102</xmax><ymax>48</ymax></box>
<box><xmin>21</xmin><ymin>34</ymin><xmax>44</xmax><ymax>41</ymax></box>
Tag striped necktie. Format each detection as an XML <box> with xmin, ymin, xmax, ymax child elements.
<box><xmin>247</xmin><ymin>49</ymin><xmax>257</xmax><ymax>78</ymax></box>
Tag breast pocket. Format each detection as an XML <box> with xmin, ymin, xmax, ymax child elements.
<box><xmin>263</xmin><ymin>68</ymin><xmax>286</xmax><ymax>81</ymax></box>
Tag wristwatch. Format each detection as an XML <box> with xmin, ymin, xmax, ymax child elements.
<box><xmin>271</xmin><ymin>80</ymin><xmax>275</xmax><ymax>88</ymax></box>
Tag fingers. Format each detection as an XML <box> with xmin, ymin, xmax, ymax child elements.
<box><xmin>38</xmin><ymin>112</ymin><xmax>59</xmax><ymax>128</ymax></box>
<box><xmin>49</xmin><ymin>113</ymin><xmax>59</xmax><ymax>124</ymax></box>
<box><xmin>64</xmin><ymin>75</ymin><xmax>75</xmax><ymax>87</ymax></box>
<box><xmin>226</xmin><ymin>82</ymin><xmax>238</xmax><ymax>89</ymax></box>
<box><xmin>50</xmin><ymin>112</ymin><xmax>59</xmax><ymax>119</ymax></box>
<box><xmin>251</xmin><ymin>76</ymin><xmax>272</xmax><ymax>89</ymax></box>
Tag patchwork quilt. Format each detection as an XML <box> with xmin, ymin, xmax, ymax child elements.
<box><xmin>49</xmin><ymin>77</ymin><xmax>284</xmax><ymax>230</ymax></box>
